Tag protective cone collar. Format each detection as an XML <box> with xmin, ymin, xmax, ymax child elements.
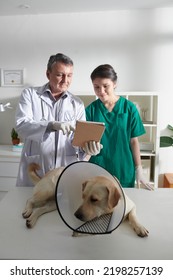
<box><xmin>55</xmin><ymin>161</ymin><xmax>126</xmax><ymax>235</ymax></box>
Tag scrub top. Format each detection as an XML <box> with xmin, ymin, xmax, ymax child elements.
<box><xmin>85</xmin><ymin>96</ymin><xmax>145</xmax><ymax>188</ymax></box>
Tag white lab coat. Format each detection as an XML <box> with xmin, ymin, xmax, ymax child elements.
<box><xmin>15</xmin><ymin>83</ymin><xmax>86</xmax><ymax>186</ymax></box>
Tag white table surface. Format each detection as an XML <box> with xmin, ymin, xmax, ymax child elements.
<box><xmin>0</xmin><ymin>187</ymin><xmax>173</xmax><ymax>260</ymax></box>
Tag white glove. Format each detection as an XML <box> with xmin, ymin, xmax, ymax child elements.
<box><xmin>52</xmin><ymin>122</ymin><xmax>75</xmax><ymax>135</ymax></box>
<box><xmin>83</xmin><ymin>141</ymin><xmax>103</xmax><ymax>156</ymax></box>
<box><xmin>135</xmin><ymin>165</ymin><xmax>154</xmax><ymax>190</ymax></box>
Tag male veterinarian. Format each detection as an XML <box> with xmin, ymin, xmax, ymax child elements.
<box><xmin>15</xmin><ymin>53</ymin><xmax>102</xmax><ymax>186</ymax></box>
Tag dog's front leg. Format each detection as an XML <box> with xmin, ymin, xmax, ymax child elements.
<box><xmin>128</xmin><ymin>206</ymin><xmax>149</xmax><ymax>237</ymax></box>
<box><xmin>25</xmin><ymin>200</ymin><xmax>56</xmax><ymax>228</ymax></box>
<box><xmin>22</xmin><ymin>198</ymin><xmax>34</xmax><ymax>218</ymax></box>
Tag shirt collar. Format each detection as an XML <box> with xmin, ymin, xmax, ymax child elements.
<box><xmin>38</xmin><ymin>83</ymin><xmax>68</xmax><ymax>104</ymax></box>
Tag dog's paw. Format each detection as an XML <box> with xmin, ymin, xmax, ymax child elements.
<box><xmin>25</xmin><ymin>213</ymin><xmax>37</xmax><ymax>228</ymax></box>
<box><xmin>25</xmin><ymin>217</ymin><xmax>36</xmax><ymax>228</ymax></box>
<box><xmin>72</xmin><ymin>231</ymin><xmax>87</xmax><ymax>237</ymax></box>
<box><xmin>22</xmin><ymin>208</ymin><xmax>32</xmax><ymax>219</ymax></box>
<box><xmin>72</xmin><ymin>231</ymin><xmax>80</xmax><ymax>237</ymax></box>
<box><xmin>134</xmin><ymin>225</ymin><xmax>149</xmax><ymax>237</ymax></box>
<box><xmin>26</xmin><ymin>219</ymin><xmax>33</xmax><ymax>228</ymax></box>
<box><xmin>72</xmin><ymin>231</ymin><xmax>86</xmax><ymax>237</ymax></box>
<box><xmin>72</xmin><ymin>231</ymin><xmax>91</xmax><ymax>237</ymax></box>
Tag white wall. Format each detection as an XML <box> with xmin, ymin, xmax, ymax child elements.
<box><xmin>0</xmin><ymin>8</ymin><xmax>173</xmax><ymax>186</ymax></box>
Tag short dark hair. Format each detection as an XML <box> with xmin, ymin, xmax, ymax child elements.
<box><xmin>47</xmin><ymin>53</ymin><xmax>73</xmax><ymax>71</ymax></box>
<box><xmin>90</xmin><ymin>64</ymin><xmax>117</xmax><ymax>82</ymax></box>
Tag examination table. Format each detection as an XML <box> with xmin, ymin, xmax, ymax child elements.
<box><xmin>0</xmin><ymin>187</ymin><xmax>173</xmax><ymax>260</ymax></box>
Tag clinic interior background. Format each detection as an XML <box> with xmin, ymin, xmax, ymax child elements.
<box><xmin>0</xmin><ymin>7</ymin><xmax>173</xmax><ymax>187</ymax></box>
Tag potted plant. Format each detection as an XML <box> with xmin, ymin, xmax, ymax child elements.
<box><xmin>160</xmin><ymin>124</ymin><xmax>173</xmax><ymax>147</ymax></box>
<box><xmin>11</xmin><ymin>128</ymin><xmax>20</xmax><ymax>145</ymax></box>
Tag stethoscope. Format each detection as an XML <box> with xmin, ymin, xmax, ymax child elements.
<box><xmin>39</xmin><ymin>95</ymin><xmax>80</xmax><ymax>160</ymax></box>
<box><xmin>39</xmin><ymin>95</ymin><xmax>77</xmax><ymax>122</ymax></box>
<box><xmin>40</xmin><ymin>98</ymin><xmax>46</xmax><ymax>121</ymax></box>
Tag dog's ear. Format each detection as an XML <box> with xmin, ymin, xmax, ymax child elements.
<box><xmin>107</xmin><ymin>185</ymin><xmax>121</xmax><ymax>209</ymax></box>
<box><xmin>82</xmin><ymin>181</ymin><xmax>88</xmax><ymax>191</ymax></box>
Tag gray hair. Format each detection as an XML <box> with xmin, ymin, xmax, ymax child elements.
<box><xmin>47</xmin><ymin>53</ymin><xmax>73</xmax><ymax>71</ymax></box>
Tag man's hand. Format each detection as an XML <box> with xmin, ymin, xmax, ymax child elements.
<box><xmin>52</xmin><ymin>122</ymin><xmax>75</xmax><ymax>135</ymax></box>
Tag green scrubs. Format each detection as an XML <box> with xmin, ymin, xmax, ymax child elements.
<box><xmin>85</xmin><ymin>96</ymin><xmax>145</xmax><ymax>188</ymax></box>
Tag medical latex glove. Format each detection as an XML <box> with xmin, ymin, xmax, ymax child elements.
<box><xmin>52</xmin><ymin>121</ymin><xmax>75</xmax><ymax>135</ymax></box>
<box><xmin>135</xmin><ymin>165</ymin><xmax>154</xmax><ymax>191</ymax></box>
<box><xmin>83</xmin><ymin>141</ymin><xmax>103</xmax><ymax>156</ymax></box>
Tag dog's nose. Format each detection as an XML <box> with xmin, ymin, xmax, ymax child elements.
<box><xmin>74</xmin><ymin>210</ymin><xmax>85</xmax><ymax>221</ymax></box>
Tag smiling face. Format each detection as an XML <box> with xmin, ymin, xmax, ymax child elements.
<box><xmin>46</xmin><ymin>62</ymin><xmax>73</xmax><ymax>97</ymax></box>
<box><xmin>92</xmin><ymin>77</ymin><xmax>116</xmax><ymax>104</ymax></box>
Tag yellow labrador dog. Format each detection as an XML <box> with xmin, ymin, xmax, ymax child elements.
<box><xmin>74</xmin><ymin>176</ymin><xmax>149</xmax><ymax>237</ymax></box>
<box><xmin>23</xmin><ymin>163</ymin><xmax>148</xmax><ymax>237</ymax></box>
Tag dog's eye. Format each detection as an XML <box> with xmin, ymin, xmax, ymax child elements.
<box><xmin>90</xmin><ymin>197</ymin><xmax>98</xmax><ymax>203</ymax></box>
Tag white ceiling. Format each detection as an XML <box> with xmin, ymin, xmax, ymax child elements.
<box><xmin>0</xmin><ymin>0</ymin><xmax>173</xmax><ymax>16</ymax></box>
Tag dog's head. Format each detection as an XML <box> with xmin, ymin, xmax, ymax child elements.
<box><xmin>74</xmin><ymin>176</ymin><xmax>121</xmax><ymax>222</ymax></box>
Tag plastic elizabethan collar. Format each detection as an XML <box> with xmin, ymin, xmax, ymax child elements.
<box><xmin>55</xmin><ymin>161</ymin><xmax>126</xmax><ymax>234</ymax></box>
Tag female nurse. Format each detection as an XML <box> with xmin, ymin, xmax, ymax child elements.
<box><xmin>85</xmin><ymin>64</ymin><xmax>152</xmax><ymax>190</ymax></box>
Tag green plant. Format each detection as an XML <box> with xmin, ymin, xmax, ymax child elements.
<box><xmin>160</xmin><ymin>124</ymin><xmax>173</xmax><ymax>147</ymax></box>
<box><xmin>11</xmin><ymin>128</ymin><xmax>19</xmax><ymax>140</ymax></box>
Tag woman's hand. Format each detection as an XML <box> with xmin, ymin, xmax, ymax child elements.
<box><xmin>83</xmin><ymin>141</ymin><xmax>103</xmax><ymax>155</ymax></box>
<box><xmin>135</xmin><ymin>165</ymin><xmax>154</xmax><ymax>190</ymax></box>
